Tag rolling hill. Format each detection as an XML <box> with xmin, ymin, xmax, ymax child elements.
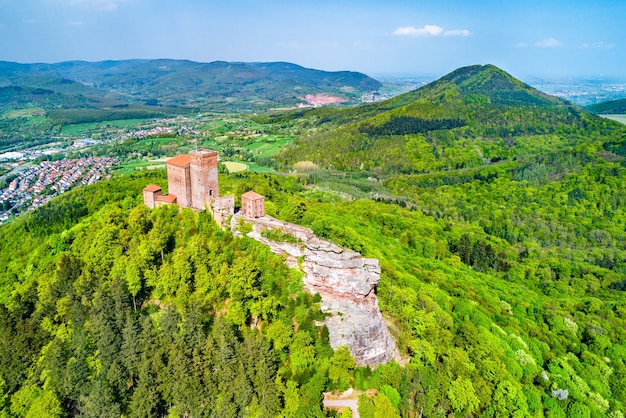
<box><xmin>585</xmin><ymin>97</ymin><xmax>626</xmax><ymax>114</ymax></box>
<box><xmin>279</xmin><ymin>64</ymin><xmax>621</xmax><ymax>174</ymax></box>
<box><xmin>0</xmin><ymin>59</ymin><xmax>381</xmax><ymax>111</ymax></box>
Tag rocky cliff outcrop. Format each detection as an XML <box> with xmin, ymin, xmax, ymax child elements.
<box><xmin>231</xmin><ymin>213</ymin><xmax>399</xmax><ymax>366</ymax></box>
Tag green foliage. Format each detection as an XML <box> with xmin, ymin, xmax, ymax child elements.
<box><xmin>448</xmin><ymin>377</ymin><xmax>480</xmax><ymax>414</ymax></box>
<box><xmin>47</xmin><ymin>107</ymin><xmax>171</xmax><ymax>125</ymax></box>
<box><xmin>359</xmin><ymin>392</ymin><xmax>400</xmax><ymax>418</ymax></box>
<box><xmin>261</xmin><ymin>228</ymin><xmax>301</xmax><ymax>245</ymax></box>
<box><xmin>359</xmin><ymin>116</ymin><xmax>466</xmax><ymax>137</ymax></box>
<box><xmin>585</xmin><ymin>98</ymin><xmax>626</xmax><ymax>114</ymax></box>
<box><xmin>4</xmin><ymin>59</ymin><xmax>626</xmax><ymax>417</ymax></box>
<box><xmin>328</xmin><ymin>346</ymin><xmax>356</xmax><ymax>391</ymax></box>
<box><xmin>0</xmin><ymin>171</ymin><xmax>336</xmax><ymax>417</ymax></box>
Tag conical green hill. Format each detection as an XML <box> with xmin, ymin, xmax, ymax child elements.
<box><xmin>280</xmin><ymin>64</ymin><xmax>617</xmax><ymax>174</ymax></box>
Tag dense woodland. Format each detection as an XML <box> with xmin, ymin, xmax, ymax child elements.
<box><xmin>1</xmin><ymin>64</ymin><xmax>626</xmax><ymax>417</ymax></box>
<box><xmin>1</xmin><ymin>164</ymin><xmax>625</xmax><ymax>417</ymax></box>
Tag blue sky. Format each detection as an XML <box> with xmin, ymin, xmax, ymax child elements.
<box><xmin>1</xmin><ymin>0</ymin><xmax>625</xmax><ymax>79</ymax></box>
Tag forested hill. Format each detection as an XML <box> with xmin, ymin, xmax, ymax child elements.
<box><xmin>2</xmin><ymin>63</ymin><xmax>626</xmax><ymax>417</ymax></box>
<box><xmin>585</xmin><ymin>97</ymin><xmax>626</xmax><ymax>114</ymax></box>
<box><xmin>0</xmin><ymin>59</ymin><xmax>381</xmax><ymax>111</ymax></box>
<box><xmin>2</xmin><ymin>167</ymin><xmax>626</xmax><ymax>416</ymax></box>
<box><xmin>279</xmin><ymin>64</ymin><xmax>623</xmax><ymax>174</ymax></box>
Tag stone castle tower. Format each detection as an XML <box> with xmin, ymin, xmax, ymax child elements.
<box><xmin>159</xmin><ymin>150</ymin><xmax>219</xmax><ymax>210</ymax></box>
<box><xmin>144</xmin><ymin>149</ymin><xmax>261</xmax><ymax>227</ymax></box>
<box><xmin>165</xmin><ymin>154</ymin><xmax>192</xmax><ymax>208</ymax></box>
<box><xmin>189</xmin><ymin>150</ymin><xmax>219</xmax><ymax>210</ymax></box>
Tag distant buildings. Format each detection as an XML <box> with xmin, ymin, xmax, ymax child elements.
<box><xmin>0</xmin><ymin>157</ymin><xmax>117</xmax><ymax>224</ymax></box>
<box><xmin>144</xmin><ymin>149</ymin><xmax>263</xmax><ymax>225</ymax></box>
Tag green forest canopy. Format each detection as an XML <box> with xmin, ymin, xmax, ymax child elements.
<box><xmin>0</xmin><ymin>167</ymin><xmax>625</xmax><ymax>417</ymax></box>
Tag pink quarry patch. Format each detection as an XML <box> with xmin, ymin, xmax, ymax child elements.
<box><xmin>302</xmin><ymin>94</ymin><xmax>348</xmax><ymax>106</ymax></box>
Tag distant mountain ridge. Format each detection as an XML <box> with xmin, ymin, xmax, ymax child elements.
<box><xmin>0</xmin><ymin>59</ymin><xmax>381</xmax><ymax>111</ymax></box>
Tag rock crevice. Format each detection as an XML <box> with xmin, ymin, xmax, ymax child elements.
<box><xmin>231</xmin><ymin>213</ymin><xmax>399</xmax><ymax>366</ymax></box>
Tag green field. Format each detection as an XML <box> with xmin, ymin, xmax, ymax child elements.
<box><xmin>61</xmin><ymin>118</ymin><xmax>156</xmax><ymax>136</ymax></box>
<box><xmin>222</xmin><ymin>161</ymin><xmax>248</xmax><ymax>173</ymax></box>
<box><xmin>1</xmin><ymin>108</ymin><xmax>46</xmax><ymax>119</ymax></box>
<box><xmin>246</xmin><ymin>163</ymin><xmax>276</xmax><ymax>172</ymax></box>
<box><xmin>247</xmin><ymin>135</ymin><xmax>294</xmax><ymax>157</ymax></box>
<box><xmin>114</xmin><ymin>159</ymin><xmax>165</xmax><ymax>175</ymax></box>
<box><xmin>602</xmin><ymin>114</ymin><xmax>626</xmax><ymax>125</ymax></box>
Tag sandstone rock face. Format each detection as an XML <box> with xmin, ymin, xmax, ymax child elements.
<box><xmin>231</xmin><ymin>213</ymin><xmax>399</xmax><ymax>366</ymax></box>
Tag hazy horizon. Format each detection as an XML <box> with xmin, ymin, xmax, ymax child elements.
<box><xmin>1</xmin><ymin>0</ymin><xmax>625</xmax><ymax>80</ymax></box>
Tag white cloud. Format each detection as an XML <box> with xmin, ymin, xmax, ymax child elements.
<box><xmin>581</xmin><ymin>41</ymin><xmax>614</xmax><ymax>49</ymax></box>
<box><xmin>444</xmin><ymin>29</ymin><xmax>471</xmax><ymax>37</ymax></box>
<box><xmin>66</xmin><ymin>21</ymin><xmax>85</xmax><ymax>26</ymax></box>
<box><xmin>535</xmin><ymin>38</ymin><xmax>562</xmax><ymax>48</ymax></box>
<box><xmin>393</xmin><ymin>25</ymin><xmax>444</xmax><ymax>37</ymax></box>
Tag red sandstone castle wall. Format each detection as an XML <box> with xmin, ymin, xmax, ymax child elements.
<box><xmin>190</xmin><ymin>150</ymin><xmax>219</xmax><ymax>210</ymax></box>
<box><xmin>241</xmin><ymin>192</ymin><xmax>265</xmax><ymax>218</ymax></box>
<box><xmin>142</xmin><ymin>185</ymin><xmax>162</xmax><ymax>209</ymax></box>
<box><xmin>167</xmin><ymin>164</ymin><xmax>191</xmax><ymax>208</ymax></box>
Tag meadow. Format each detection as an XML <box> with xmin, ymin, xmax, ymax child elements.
<box><xmin>113</xmin><ymin>159</ymin><xmax>166</xmax><ymax>175</ymax></box>
<box><xmin>222</xmin><ymin>161</ymin><xmax>248</xmax><ymax>173</ymax></box>
<box><xmin>602</xmin><ymin>114</ymin><xmax>626</xmax><ymax>125</ymax></box>
<box><xmin>0</xmin><ymin>107</ymin><xmax>46</xmax><ymax>119</ymax></box>
<box><xmin>60</xmin><ymin>118</ymin><xmax>157</xmax><ymax>136</ymax></box>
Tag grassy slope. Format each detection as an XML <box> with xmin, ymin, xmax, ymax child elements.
<box><xmin>586</xmin><ymin>97</ymin><xmax>626</xmax><ymax>114</ymax></box>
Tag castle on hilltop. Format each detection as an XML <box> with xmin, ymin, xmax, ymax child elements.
<box><xmin>143</xmin><ymin>149</ymin><xmax>264</xmax><ymax>224</ymax></box>
<box><xmin>143</xmin><ymin>150</ymin><xmax>397</xmax><ymax>366</ymax></box>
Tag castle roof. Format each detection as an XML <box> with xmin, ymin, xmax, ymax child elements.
<box><xmin>156</xmin><ymin>194</ymin><xmax>177</xmax><ymax>203</ymax></box>
<box><xmin>143</xmin><ymin>184</ymin><xmax>162</xmax><ymax>193</ymax></box>
<box><xmin>190</xmin><ymin>149</ymin><xmax>217</xmax><ymax>157</ymax></box>
<box><xmin>166</xmin><ymin>154</ymin><xmax>190</xmax><ymax>167</ymax></box>
<box><xmin>242</xmin><ymin>190</ymin><xmax>264</xmax><ymax>200</ymax></box>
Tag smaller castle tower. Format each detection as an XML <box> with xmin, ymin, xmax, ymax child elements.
<box><xmin>241</xmin><ymin>190</ymin><xmax>265</xmax><ymax>218</ymax></box>
<box><xmin>143</xmin><ymin>184</ymin><xmax>162</xmax><ymax>209</ymax></box>
<box><xmin>166</xmin><ymin>155</ymin><xmax>192</xmax><ymax>208</ymax></box>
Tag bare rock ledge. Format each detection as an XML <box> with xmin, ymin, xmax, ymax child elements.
<box><xmin>231</xmin><ymin>213</ymin><xmax>399</xmax><ymax>366</ymax></box>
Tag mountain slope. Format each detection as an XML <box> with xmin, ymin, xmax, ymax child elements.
<box><xmin>279</xmin><ymin>64</ymin><xmax>619</xmax><ymax>174</ymax></box>
<box><xmin>585</xmin><ymin>97</ymin><xmax>626</xmax><ymax>114</ymax></box>
<box><xmin>1</xmin><ymin>168</ymin><xmax>625</xmax><ymax>417</ymax></box>
<box><xmin>0</xmin><ymin>59</ymin><xmax>381</xmax><ymax>111</ymax></box>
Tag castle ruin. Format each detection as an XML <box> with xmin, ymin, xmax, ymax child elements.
<box><xmin>143</xmin><ymin>149</ymin><xmax>262</xmax><ymax>225</ymax></box>
<box><xmin>241</xmin><ymin>190</ymin><xmax>265</xmax><ymax>218</ymax></box>
<box><xmin>143</xmin><ymin>149</ymin><xmax>398</xmax><ymax>366</ymax></box>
